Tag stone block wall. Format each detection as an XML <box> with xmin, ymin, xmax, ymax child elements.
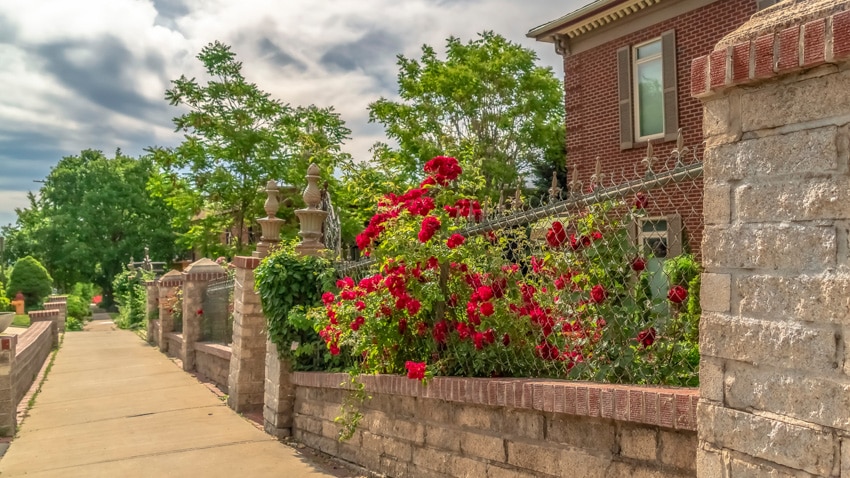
<box><xmin>292</xmin><ymin>373</ymin><xmax>697</xmax><ymax>478</ymax></box>
<box><xmin>194</xmin><ymin>343</ymin><xmax>231</xmax><ymax>391</ymax></box>
<box><xmin>693</xmin><ymin>2</ymin><xmax>850</xmax><ymax>476</ymax></box>
<box><xmin>164</xmin><ymin>332</ymin><xmax>183</xmax><ymax>361</ymax></box>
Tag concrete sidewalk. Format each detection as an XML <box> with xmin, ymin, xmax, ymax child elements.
<box><xmin>0</xmin><ymin>314</ymin><xmax>344</xmax><ymax>477</ymax></box>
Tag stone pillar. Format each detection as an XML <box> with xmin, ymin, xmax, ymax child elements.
<box><xmin>157</xmin><ymin>270</ymin><xmax>183</xmax><ymax>353</ymax></box>
<box><xmin>181</xmin><ymin>259</ymin><xmax>227</xmax><ymax>372</ymax></box>
<box><xmin>44</xmin><ymin>296</ymin><xmax>67</xmax><ymax>333</ymax></box>
<box><xmin>263</xmin><ymin>340</ymin><xmax>294</xmax><ymax>438</ymax></box>
<box><xmin>29</xmin><ymin>310</ymin><xmax>59</xmax><ymax>348</ymax></box>
<box><xmin>0</xmin><ymin>335</ymin><xmax>17</xmax><ymax>437</ymax></box>
<box><xmin>692</xmin><ymin>4</ymin><xmax>850</xmax><ymax>476</ymax></box>
<box><xmin>227</xmin><ymin>256</ymin><xmax>266</xmax><ymax>413</ymax></box>
<box><xmin>144</xmin><ymin>281</ymin><xmax>158</xmax><ymax>345</ymax></box>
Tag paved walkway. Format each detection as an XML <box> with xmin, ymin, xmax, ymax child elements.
<box><xmin>0</xmin><ymin>314</ymin><xmax>341</xmax><ymax>477</ymax></box>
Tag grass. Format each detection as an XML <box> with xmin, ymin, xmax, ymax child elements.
<box><xmin>12</xmin><ymin>315</ymin><xmax>30</xmax><ymax>328</ymax></box>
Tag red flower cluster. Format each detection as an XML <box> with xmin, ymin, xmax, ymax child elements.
<box><xmin>418</xmin><ymin>216</ymin><xmax>441</xmax><ymax>243</ymax></box>
<box><xmin>405</xmin><ymin>361</ymin><xmax>427</xmax><ymax>381</ymax></box>
<box><xmin>546</xmin><ymin>221</ymin><xmax>567</xmax><ymax>248</ymax></box>
<box><xmin>634</xmin><ymin>192</ymin><xmax>648</xmax><ymax>209</ymax></box>
<box><xmin>423</xmin><ymin>156</ymin><xmax>462</xmax><ymax>186</ymax></box>
<box><xmin>356</xmin><ymin>210</ymin><xmax>398</xmax><ymax>250</ymax></box>
<box><xmin>667</xmin><ymin>285</ymin><xmax>688</xmax><ymax>304</ymax></box>
<box><xmin>446</xmin><ymin>233</ymin><xmax>465</xmax><ymax>249</ymax></box>
<box><xmin>590</xmin><ymin>285</ymin><xmax>607</xmax><ymax>304</ymax></box>
<box><xmin>631</xmin><ymin>257</ymin><xmax>646</xmax><ymax>272</ymax></box>
<box><xmin>444</xmin><ymin>199</ymin><xmax>482</xmax><ymax>222</ymax></box>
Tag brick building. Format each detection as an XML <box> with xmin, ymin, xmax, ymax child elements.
<box><xmin>528</xmin><ymin>0</ymin><xmax>779</xmax><ymax>259</ymax></box>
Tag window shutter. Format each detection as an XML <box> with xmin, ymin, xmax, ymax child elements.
<box><xmin>661</xmin><ymin>30</ymin><xmax>678</xmax><ymax>142</ymax></box>
<box><xmin>666</xmin><ymin>213</ymin><xmax>683</xmax><ymax>257</ymax></box>
<box><xmin>617</xmin><ymin>46</ymin><xmax>633</xmax><ymax>150</ymax></box>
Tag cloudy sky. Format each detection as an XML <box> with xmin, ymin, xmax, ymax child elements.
<box><xmin>0</xmin><ymin>0</ymin><xmax>586</xmax><ymax>227</ymax></box>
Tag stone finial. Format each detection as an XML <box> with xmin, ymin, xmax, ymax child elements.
<box><xmin>302</xmin><ymin>163</ymin><xmax>322</xmax><ymax>210</ymax></box>
<box><xmin>295</xmin><ymin>163</ymin><xmax>328</xmax><ymax>256</ymax></box>
<box><xmin>254</xmin><ymin>179</ymin><xmax>286</xmax><ymax>259</ymax></box>
<box><xmin>670</xmin><ymin>129</ymin><xmax>689</xmax><ymax>169</ymax></box>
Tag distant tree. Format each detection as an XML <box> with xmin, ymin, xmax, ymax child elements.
<box><xmin>7</xmin><ymin>256</ymin><xmax>53</xmax><ymax>307</ymax></box>
<box><xmin>5</xmin><ymin>149</ymin><xmax>181</xmax><ymax>307</ymax></box>
<box><xmin>368</xmin><ymin>31</ymin><xmax>565</xmax><ymax>196</ymax></box>
<box><xmin>153</xmin><ymin>41</ymin><xmax>351</xmax><ymax>255</ymax></box>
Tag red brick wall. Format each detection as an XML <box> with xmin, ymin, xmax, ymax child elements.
<box><xmin>563</xmin><ymin>0</ymin><xmax>758</xmax><ymax>257</ymax></box>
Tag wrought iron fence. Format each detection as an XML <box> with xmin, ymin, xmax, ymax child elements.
<box><xmin>330</xmin><ymin>136</ymin><xmax>704</xmax><ymax>386</ymax></box>
<box><xmin>202</xmin><ymin>275</ymin><xmax>234</xmax><ymax>345</ymax></box>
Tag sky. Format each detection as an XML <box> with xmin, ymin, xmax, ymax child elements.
<box><xmin>0</xmin><ymin>0</ymin><xmax>587</xmax><ymax>227</ymax></box>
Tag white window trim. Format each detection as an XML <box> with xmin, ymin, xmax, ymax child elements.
<box><xmin>638</xmin><ymin>216</ymin><xmax>668</xmax><ymax>258</ymax></box>
<box><xmin>632</xmin><ymin>38</ymin><xmax>665</xmax><ymax>142</ymax></box>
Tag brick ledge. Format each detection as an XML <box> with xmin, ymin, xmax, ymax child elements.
<box><xmin>292</xmin><ymin>371</ymin><xmax>698</xmax><ymax>431</ymax></box>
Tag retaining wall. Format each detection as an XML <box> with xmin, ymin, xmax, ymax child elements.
<box><xmin>292</xmin><ymin>373</ymin><xmax>697</xmax><ymax>478</ymax></box>
<box><xmin>194</xmin><ymin>342</ymin><xmax>231</xmax><ymax>391</ymax></box>
<box><xmin>13</xmin><ymin>321</ymin><xmax>53</xmax><ymax>406</ymax></box>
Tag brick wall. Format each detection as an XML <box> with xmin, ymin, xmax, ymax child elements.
<box><xmin>13</xmin><ymin>321</ymin><xmax>52</xmax><ymax>406</ymax></box>
<box><xmin>194</xmin><ymin>342</ymin><xmax>231</xmax><ymax>392</ymax></box>
<box><xmin>563</xmin><ymin>0</ymin><xmax>758</xmax><ymax>256</ymax></box>
<box><xmin>292</xmin><ymin>373</ymin><xmax>697</xmax><ymax>477</ymax></box>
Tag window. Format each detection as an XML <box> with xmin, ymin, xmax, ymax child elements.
<box><xmin>617</xmin><ymin>30</ymin><xmax>677</xmax><ymax>149</ymax></box>
<box><xmin>634</xmin><ymin>39</ymin><xmax>664</xmax><ymax>140</ymax></box>
<box><xmin>629</xmin><ymin>214</ymin><xmax>682</xmax><ymax>259</ymax></box>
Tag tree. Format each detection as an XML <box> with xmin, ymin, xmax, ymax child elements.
<box><xmin>368</xmin><ymin>31</ymin><xmax>565</xmax><ymax>195</ymax></box>
<box><xmin>6</xmin><ymin>150</ymin><xmax>181</xmax><ymax>307</ymax></box>
<box><xmin>7</xmin><ymin>256</ymin><xmax>52</xmax><ymax>308</ymax></box>
<box><xmin>153</xmin><ymin>41</ymin><xmax>352</xmax><ymax>255</ymax></box>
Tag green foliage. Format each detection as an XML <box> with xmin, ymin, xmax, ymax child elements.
<box><xmin>254</xmin><ymin>243</ymin><xmax>348</xmax><ymax>370</ymax></box>
<box><xmin>7</xmin><ymin>256</ymin><xmax>53</xmax><ymax>308</ymax></box>
<box><xmin>12</xmin><ymin>315</ymin><xmax>29</xmax><ymax>328</ymax></box>
<box><xmin>368</xmin><ymin>31</ymin><xmax>565</xmax><ymax>194</ymax></box>
<box><xmin>0</xmin><ymin>280</ymin><xmax>9</xmax><ymax>312</ymax></box>
<box><xmin>151</xmin><ymin>41</ymin><xmax>352</xmax><ymax>255</ymax></box>
<box><xmin>65</xmin><ymin>316</ymin><xmax>84</xmax><ymax>332</ymax></box>
<box><xmin>2</xmin><ymin>150</ymin><xmax>182</xmax><ymax>307</ymax></box>
<box><xmin>112</xmin><ymin>267</ymin><xmax>153</xmax><ymax>329</ymax></box>
<box><xmin>66</xmin><ymin>294</ymin><xmax>90</xmax><ymax>322</ymax></box>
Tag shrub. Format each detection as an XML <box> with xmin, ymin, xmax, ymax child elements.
<box><xmin>66</xmin><ymin>294</ymin><xmax>91</xmax><ymax>322</ymax></box>
<box><xmin>112</xmin><ymin>267</ymin><xmax>152</xmax><ymax>329</ymax></box>
<box><xmin>65</xmin><ymin>316</ymin><xmax>84</xmax><ymax>331</ymax></box>
<box><xmin>0</xmin><ymin>281</ymin><xmax>9</xmax><ymax>312</ymax></box>
<box><xmin>320</xmin><ymin>156</ymin><xmax>700</xmax><ymax>386</ymax></box>
<box><xmin>7</xmin><ymin>256</ymin><xmax>53</xmax><ymax>308</ymax></box>
<box><xmin>255</xmin><ymin>243</ymin><xmax>349</xmax><ymax>371</ymax></box>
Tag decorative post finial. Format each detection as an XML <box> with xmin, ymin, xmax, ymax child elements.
<box><xmin>589</xmin><ymin>157</ymin><xmax>605</xmax><ymax>191</ymax></box>
<box><xmin>567</xmin><ymin>163</ymin><xmax>582</xmax><ymax>198</ymax></box>
<box><xmin>253</xmin><ymin>179</ymin><xmax>286</xmax><ymax>259</ymax></box>
<box><xmin>670</xmin><ymin>128</ymin><xmax>689</xmax><ymax>169</ymax></box>
<box><xmin>295</xmin><ymin>163</ymin><xmax>329</xmax><ymax>256</ymax></box>
<box><xmin>642</xmin><ymin>141</ymin><xmax>658</xmax><ymax>176</ymax></box>
<box><xmin>548</xmin><ymin>170</ymin><xmax>562</xmax><ymax>203</ymax></box>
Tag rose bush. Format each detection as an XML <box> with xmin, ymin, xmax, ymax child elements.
<box><xmin>319</xmin><ymin>156</ymin><xmax>700</xmax><ymax>386</ymax></box>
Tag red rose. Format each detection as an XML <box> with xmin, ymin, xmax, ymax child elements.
<box><xmin>329</xmin><ymin>344</ymin><xmax>340</xmax><ymax>355</ymax></box>
<box><xmin>418</xmin><ymin>216</ymin><xmax>441</xmax><ymax>243</ymax></box>
<box><xmin>667</xmin><ymin>285</ymin><xmax>688</xmax><ymax>304</ymax></box>
<box><xmin>322</xmin><ymin>292</ymin><xmax>335</xmax><ymax>305</ymax></box>
<box><xmin>479</xmin><ymin>301</ymin><xmax>495</xmax><ymax>317</ymax></box>
<box><xmin>350</xmin><ymin>316</ymin><xmax>365</xmax><ymax>331</ymax></box>
<box><xmin>637</xmin><ymin>327</ymin><xmax>657</xmax><ymax>348</ymax></box>
<box><xmin>634</xmin><ymin>192</ymin><xmax>648</xmax><ymax>209</ymax></box>
<box><xmin>473</xmin><ymin>332</ymin><xmax>486</xmax><ymax>350</ymax></box>
<box><xmin>355</xmin><ymin>301</ymin><xmax>366</xmax><ymax>311</ymax></box>
<box><xmin>632</xmin><ymin>258</ymin><xmax>646</xmax><ymax>272</ymax></box>
<box><xmin>404</xmin><ymin>361</ymin><xmax>427</xmax><ymax>380</ymax></box>
<box><xmin>433</xmin><ymin>321</ymin><xmax>448</xmax><ymax>344</ymax></box>
<box><xmin>502</xmin><ymin>333</ymin><xmax>511</xmax><ymax>346</ymax></box>
<box><xmin>546</xmin><ymin>221</ymin><xmax>567</xmax><ymax>248</ymax></box>
<box><xmin>406</xmin><ymin>299</ymin><xmax>421</xmax><ymax>316</ymax></box>
<box><xmin>590</xmin><ymin>285</ymin><xmax>607</xmax><ymax>304</ymax></box>
<box><xmin>476</xmin><ymin>286</ymin><xmax>493</xmax><ymax>301</ymax></box>
<box><xmin>398</xmin><ymin>318</ymin><xmax>408</xmax><ymax>335</ymax></box>
<box><xmin>446</xmin><ymin>234</ymin><xmax>466</xmax><ymax>249</ymax></box>
<box><xmin>196</xmin><ymin>309</ymin><xmax>203</xmax><ymax>316</ymax></box>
